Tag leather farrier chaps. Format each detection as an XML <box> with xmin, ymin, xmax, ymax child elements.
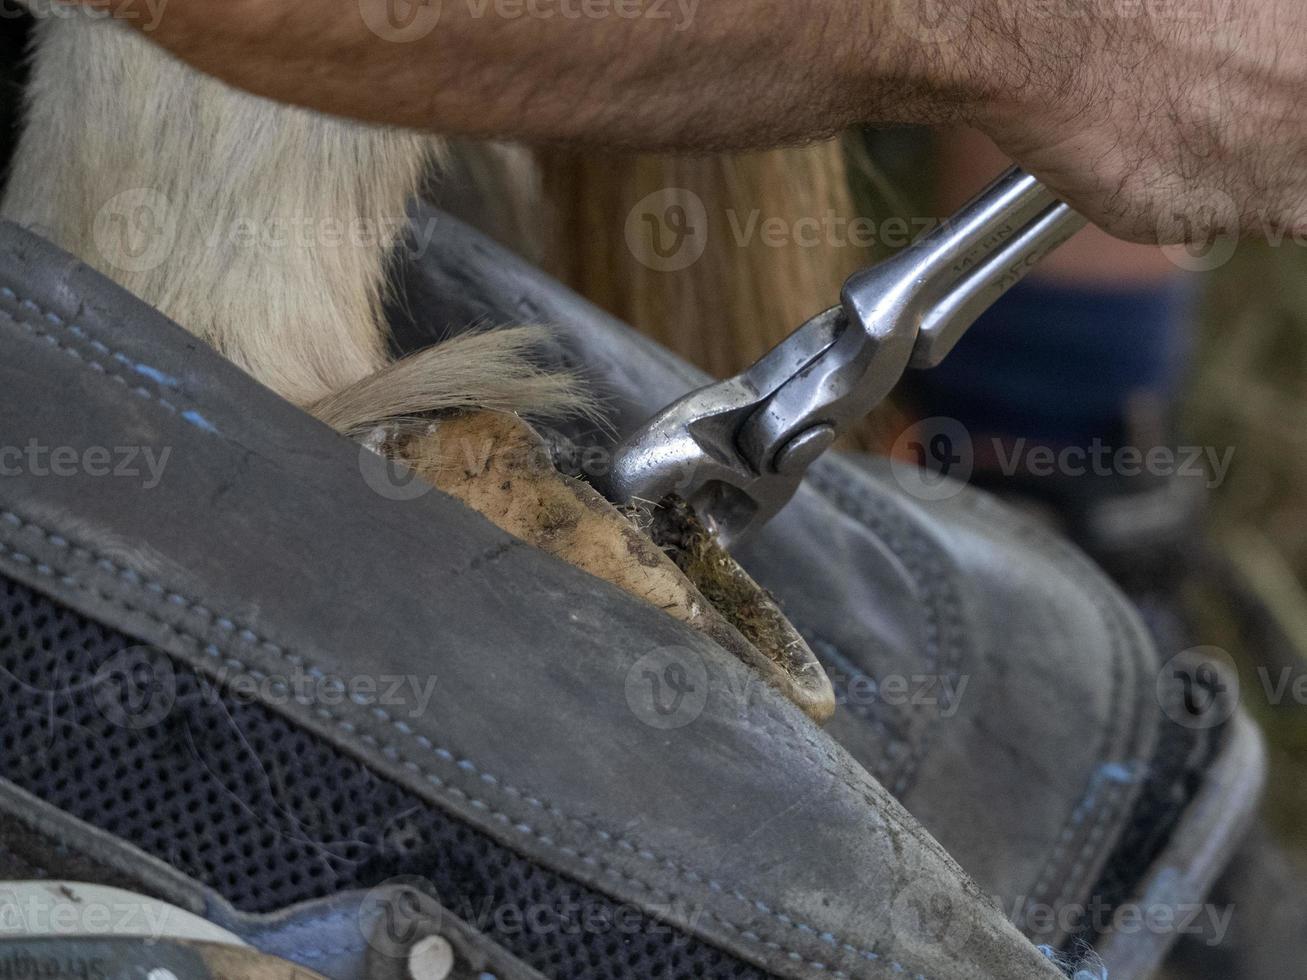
<box><xmin>0</xmin><ymin>200</ymin><xmax>1265</xmax><ymax>980</ymax></box>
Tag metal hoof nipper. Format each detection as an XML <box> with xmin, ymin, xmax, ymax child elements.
<box><xmin>599</xmin><ymin>167</ymin><xmax>1088</xmax><ymax>547</ymax></box>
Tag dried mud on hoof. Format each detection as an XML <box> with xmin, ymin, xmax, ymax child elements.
<box><xmin>387</xmin><ymin>410</ymin><xmax>834</xmax><ymax>723</ymax></box>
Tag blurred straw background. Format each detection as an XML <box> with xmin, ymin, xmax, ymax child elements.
<box><xmin>1184</xmin><ymin>240</ymin><xmax>1307</xmax><ymax>843</ymax></box>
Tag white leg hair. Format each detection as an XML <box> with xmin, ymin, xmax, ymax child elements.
<box><xmin>2</xmin><ymin>15</ymin><xmax>586</xmax><ymax>421</ymax></box>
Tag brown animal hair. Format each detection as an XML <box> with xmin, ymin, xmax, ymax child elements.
<box><xmin>534</xmin><ymin>140</ymin><xmax>905</xmax><ymax>451</ymax></box>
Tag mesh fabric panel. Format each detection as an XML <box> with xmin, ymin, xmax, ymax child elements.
<box><xmin>0</xmin><ymin>574</ymin><xmax>771</xmax><ymax>980</ymax></box>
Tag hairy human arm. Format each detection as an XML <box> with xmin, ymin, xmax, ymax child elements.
<box><xmin>85</xmin><ymin>0</ymin><xmax>1307</xmax><ymax>242</ymax></box>
<box><xmin>99</xmin><ymin>0</ymin><xmax>981</xmax><ymax>144</ymax></box>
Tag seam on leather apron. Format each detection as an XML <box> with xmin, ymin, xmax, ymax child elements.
<box><xmin>0</xmin><ymin>291</ymin><xmax>943</xmax><ymax>980</ymax></box>
<box><xmin>807</xmin><ymin>462</ymin><xmax>965</xmax><ymax>798</ymax></box>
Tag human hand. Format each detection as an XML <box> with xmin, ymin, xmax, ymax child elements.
<box><xmin>959</xmin><ymin>0</ymin><xmax>1307</xmax><ymax>243</ymax></box>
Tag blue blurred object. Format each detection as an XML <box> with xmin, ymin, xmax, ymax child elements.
<box><xmin>913</xmin><ymin>277</ymin><xmax>1196</xmax><ymax>448</ymax></box>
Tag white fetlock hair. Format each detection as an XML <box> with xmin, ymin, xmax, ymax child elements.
<box><xmin>2</xmin><ymin>12</ymin><xmax>586</xmax><ymax>425</ymax></box>
<box><xmin>310</xmin><ymin>326</ymin><xmax>598</xmax><ymax>437</ymax></box>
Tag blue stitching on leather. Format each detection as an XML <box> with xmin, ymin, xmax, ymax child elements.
<box><xmin>127</xmin><ymin>361</ymin><xmax>182</xmax><ymax>390</ymax></box>
<box><xmin>0</xmin><ymin>509</ymin><xmax>935</xmax><ymax>980</ymax></box>
<box><xmin>0</xmin><ymin>280</ymin><xmax>953</xmax><ymax>979</ymax></box>
<box><xmin>181</xmin><ymin>410</ymin><xmax>219</xmax><ymax>434</ymax></box>
<box><xmin>1023</xmin><ymin>569</ymin><xmax>1134</xmax><ymax>919</ymax></box>
<box><xmin>0</xmin><ymin>287</ymin><xmax>218</xmax><ymax>436</ymax></box>
<box><xmin>814</xmin><ymin>457</ymin><xmax>1148</xmax><ymax>933</ymax></box>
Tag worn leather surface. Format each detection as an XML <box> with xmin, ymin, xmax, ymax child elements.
<box><xmin>0</xmin><ymin>218</ymin><xmax>1062</xmax><ymax>979</ymax></box>
<box><xmin>387</xmin><ymin>205</ymin><xmax>1263</xmax><ymax>965</ymax></box>
<box><xmin>795</xmin><ymin>455</ymin><xmax>1160</xmax><ymax>918</ymax></box>
<box><xmin>389</xmin><ymin>206</ymin><xmax>1161</xmax><ymax>911</ymax></box>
